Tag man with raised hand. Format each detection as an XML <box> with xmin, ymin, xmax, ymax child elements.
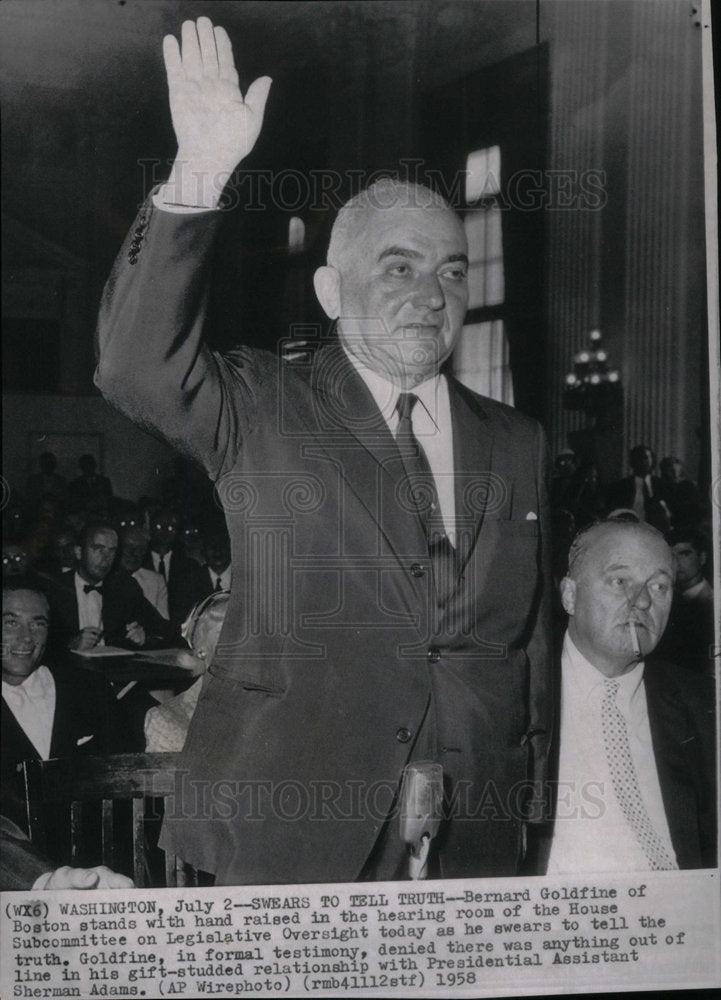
<box><xmin>96</xmin><ymin>17</ymin><xmax>552</xmax><ymax>884</ymax></box>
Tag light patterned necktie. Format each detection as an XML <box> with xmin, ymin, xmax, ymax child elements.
<box><xmin>601</xmin><ymin>679</ymin><xmax>677</xmax><ymax>870</ymax></box>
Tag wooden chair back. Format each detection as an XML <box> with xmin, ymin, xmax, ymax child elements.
<box><xmin>23</xmin><ymin>752</ymin><xmax>199</xmax><ymax>887</ymax></box>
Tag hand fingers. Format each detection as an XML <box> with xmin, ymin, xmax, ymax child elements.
<box><xmin>181</xmin><ymin>20</ymin><xmax>203</xmax><ymax>80</ymax></box>
<box><xmin>214</xmin><ymin>26</ymin><xmax>239</xmax><ymax>84</ymax></box>
<box><xmin>196</xmin><ymin>17</ymin><xmax>219</xmax><ymax>76</ymax></box>
<box><xmin>162</xmin><ymin>35</ymin><xmax>182</xmax><ymax>80</ymax></box>
<box><xmin>95</xmin><ymin>867</ymin><xmax>135</xmax><ymax>889</ymax></box>
<box><xmin>244</xmin><ymin>75</ymin><xmax>273</xmax><ymax>116</ymax></box>
<box><xmin>74</xmin><ymin>869</ymin><xmax>100</xmax><ymax>888</ymax></box>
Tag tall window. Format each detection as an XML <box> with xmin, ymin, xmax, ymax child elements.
<box><xmin>451</xmin><ymin>145</ymin><xmax>514</xmax><ymax>405</ymax></box>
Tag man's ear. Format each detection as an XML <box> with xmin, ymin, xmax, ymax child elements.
<box><xmin>700</xmin><ymin>550</ymin><xmax>707</xmax><ymax>568</ymax></box>
<box><xmin>313</xmin><ymin>266</ymin><xmax>341</xmax><ymax>320</ymax></box>
<box><xmin>74</xmin><ymin>545</ymin><xmax>82</xmax><ymax>564</ymax></box>
<box><xmin>559</xmin><ymin>576</ymin><xmax>576</xmax><ymax>616</ymax></box>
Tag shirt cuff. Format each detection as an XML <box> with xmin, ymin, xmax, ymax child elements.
<box><xmin>152</xmin><ymin>184</ymin><xmax>220</xmax><ymax>214</ymax></box>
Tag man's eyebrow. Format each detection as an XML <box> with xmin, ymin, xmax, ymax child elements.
<box><xmin>377</xmin><ymin>247</ymin><xmax>470</xmax><ymax>266</ymax></box>
<box><xmin>378</xmin><ymin>246</ymin><xmax>423</xmax><ymax>262</ymax></box>
<box><xmin>603</xmin><ymin>563</ymin><xmax>673</xmax><ymax>577</ymax></box>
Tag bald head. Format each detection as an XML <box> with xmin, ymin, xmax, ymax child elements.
<box><xmin>326</xmin><ymin>179</ymin><xmax>456</xmax><ymax>271</ymax></box>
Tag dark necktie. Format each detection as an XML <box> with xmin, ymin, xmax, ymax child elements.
<box><xmin>157</xmin><ymin>555</ymin><xmax>166</xmax><ymax>578</ymax></box>
<box><xmin>214</xmin><ymin>575</ymin><xmax>223</xmax><ymax>592</ymax></box>
<box><xmin>395</xmin><ymin>392</ymin><xmax>458</xmax><ymax>604</ymax></box>
<box><xmin>83</xmin><ymin>583</ymin><xmax>102</xmax><ymax>594</ymax></box>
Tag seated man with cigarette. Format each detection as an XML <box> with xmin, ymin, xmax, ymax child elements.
<box><xmin>536</xmin><ymin>519</ymin><xmax>715</xmax><ymax>873</ymax></box>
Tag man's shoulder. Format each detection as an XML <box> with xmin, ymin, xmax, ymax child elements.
<box><xmin>447</xmin><ymin>375</ymin><xmax>544</xmax><ymax>437</ymax></box>
<box><xmin>644</xmin><ymin>655</ymin><xmax>715</xmax><ymax>710</ymax></box>
<box><xmin>104</xmin><ymin>568</ymin><xmax>145</xmax><ymax>603</ymax></box>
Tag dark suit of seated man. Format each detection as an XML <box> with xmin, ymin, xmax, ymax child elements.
<box><xmin>45</xmin><ymin>520</ymin><xmax>174</xmax><ymax>654</ymax></box>
<box><xmin>1</xmin><ymin>579</ymin><xmax>127</xmax><ymax>843</ymax></box>
<box><xmin>529</xmin><ymin>520</ymin><xmax>715</xmax><ymax>874</ymax></box>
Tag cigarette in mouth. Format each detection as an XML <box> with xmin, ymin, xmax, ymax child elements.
<box><xmin>629</xmin><ymin>620</ymin><xmax>641</xmax><ymax>658</ymax></box>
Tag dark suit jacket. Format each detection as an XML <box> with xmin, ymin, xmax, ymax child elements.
<box><xmin>605</xmin><ymin>474</ymin><xmax>662</xmax><ymax>508</ymax></box>
<box><xmin>193</xmin><ymin>565</ymin><xmax>229</xmax><ymax>604</ymax></box>
<box><xmin>45</xmin><ymin>568</ymin><xmax>173</xmax><ymax>653</ymax></box>
<box><xmin>527</xmin><ymin>653</ymin><xmax>716</xmax><ymax>872</ymax></box>
<box><xmin>1</xmin><ymin>815</ymin><xmax>51</xmax><ymax>891</ymax></box>
<box><xmin>143</xmin><ymin>549</ymin><xmax>203</xmax><ymax>625</ymax></box>
<box><xmin>95</xmin><ymin>197</ymin><xmax>553</xmax><ymax>885</ymax></box>
<box><xmin>1</xmin><ymin>662</ymin><xmax>121</xmax><ymax>833</ymax></box>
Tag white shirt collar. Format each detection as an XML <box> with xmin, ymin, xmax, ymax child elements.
<box><xmin>342</xmin><ymin>345</ymin><xmax>444</xmax><ymax>435</ymax></box>
<box><xmin>2</xmin><ymin>665</ymin><xmax>56</xmax><ymax>760</ymax></box>
<box><xmin>210</xmin><ymin>565</ymin><xmax>232</xmax><ymax>588</ymax></box>
<box><xmin>563</xmin><ymin>632</ymin><xmax>645</xmax><ymax>712</ymax></box>
<box><xmin>152</xmin><ymin>550</ymin><xmax>172</xmax><ymax>572</ymax></box>
<box><xmin>2</xmin><ymin>664</ymin><xmax>54</xmax><ymax>702</ymax></box>
<box><xmin>680</xmin><ymin>577</ymin><xmax>711</xmax><ymax>600</ymax></box>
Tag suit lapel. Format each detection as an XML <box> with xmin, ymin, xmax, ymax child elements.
<box><xmin>303</xmin><ymin>342</ymin><xmax>428</xmax><ymax>563</ymax></box>
<box><xmin>643</xmin><ymin>662</ymin><xmax>697</xmax><ymax>866</ymax></box>
<box><xmin>448</xmin><ymin>376</ymin><xmax>496</xmax><ymax>571</ymax></box>
<box><xmin>2</xmin><ymin>697</ymin><xmax>41</xmax><ymax>761</ymax></box>
<box><xmin>56</xmin><ymin>575</ymin><xmax>81</xmax><ymax>633</ymax></box>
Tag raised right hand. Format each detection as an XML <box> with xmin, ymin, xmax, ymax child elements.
<box><xmin>163</xmin><ymin>17</ymin><xmax>272</xmax><ymax>179</ymax></box>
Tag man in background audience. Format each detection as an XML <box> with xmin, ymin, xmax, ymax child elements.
<box><xmin>659</xmin><ymin>456</ymin><xmax>703</xmax><ymax>529</ymax></box>
<box><xmin>45</xmin><ymin>528</ymin><xmax>77</xmax><ymax>578</ymax></box>
<box><xmin>605</xmin><ymin>444</ymin><xmax>670</xmax><ymax>530</ymax></box>
<box><xmin>46</xmin><ymin>520</ymin><xmax>172</xmax><ymax>652</ymax></box>
<box><xmin>197</xmin><ymin>526</ymin><xmax>232</xmax><ymax>598</ymax></box>
<box><xmin>144</xmin><ymin>507</ymin><xmax>202</xmax><ymax>625</ymax></box>
<box><xmin>25</xmin><ymin>451</ymin><xmax>67</xmax><ymax>508</ymax></box>
<box><xmin>657</xmin><ymin>527</ymin><xmax>715</xmax><ymax>675</ymax></box>
<box><xmin>120</xmin><ymin>525</ymin><xmax>170</xmax><ymax>619</ymax></box>
<box><xmin>68</xmin><ymin>454</ymin><xmax>113</xmax><ymax>512</ymax></box>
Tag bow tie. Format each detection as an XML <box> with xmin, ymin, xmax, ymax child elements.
<box><xmin>84</xmin><ymin>583</ymin><xmax>103</xmax><ymax>594</ymax></box>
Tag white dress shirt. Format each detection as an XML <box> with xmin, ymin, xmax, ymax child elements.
<box><xmin>208</xmin><ymin>565</ymin><xmax>232</xmax><ymax>592</ymax></box>
<box><xmin>632</xmin><ymin>474</ymin><xmax>653</xmax><ymax>520</ymax></box>
<box><xmin>151</xmin><ymin>550</ymin><xmax>172</xmax><ymax>578</ymax></box>
<box><xmin>74</xmin><ymin>571</ymin><xmax>103</xmax><ymax>632</ymax></box>
<box><xmin>345</xmin><ymin>350</ymin><xmax>456</xmax><ymax>544</ymax></box>
<box><xmin>2</xmin><ymin>666</ymin><xmax>56</xmax><ymax>760</ymax></box>
<box><xmin>547</xmin><ymin>633</ymin><xmax>677</xmax><ymax>873</ymax></box>
<box><xmin>133</xmin><ymin>566</ymin><xmax>170</xmax><ymax>619</ymax></box>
